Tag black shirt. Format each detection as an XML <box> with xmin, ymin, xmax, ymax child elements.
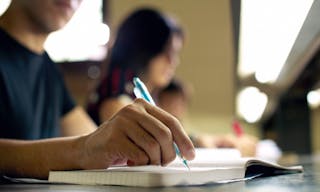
<box><xmin>0</xmin><ymin>28</ymin><xmax>75</xmax><ymax>139</ymax></box>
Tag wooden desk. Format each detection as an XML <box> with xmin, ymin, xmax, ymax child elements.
<box><xmin>1</xmin><ymin>156</ymin><xmax>319</xmax><ymax>192</ymax></box>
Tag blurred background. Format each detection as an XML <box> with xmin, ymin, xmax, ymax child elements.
<box><xmin>1</xmin><ymin>0</ymin><xmax>319</xmax><ymax>156</ymax></box>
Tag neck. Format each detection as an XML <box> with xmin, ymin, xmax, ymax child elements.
<box><xmin>141</xmin><ymin>78</ymin><xmax>155</xmax><ymax>94</ymax></box>
<box><xmin>0</xmin><ymin>5</ymin><xmax>49</xmax><ymax>54</ymax></box>
<box><xmin>145</xmin><ymin>82</ymin><xmax>154</xmax><ymax>94</ymax></box>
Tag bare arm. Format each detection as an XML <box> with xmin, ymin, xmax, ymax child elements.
<box><xmin>0</xmin><ymin>136</ymin><xmax>85</xmax><ymax>179</ymax></box>
<box><xmin>60</xmin><ymin>106</ymin><xmax>97</xmax><ymax>136</ymax></box>
<box><xmin>99</xmin><ymin>95</ymin><xmax>133</xmax><ymax>122</ymax></box>
<box><xmin>194</xmin><ymin>133</ymin><xmax>258</xmax><ymax>157</ymax></box>
<box><xmin>0</xmin><ymin>99</ymin><xmax>195</xmax><ymax>179</ymax></box>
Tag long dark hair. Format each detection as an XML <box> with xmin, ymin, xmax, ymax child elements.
<box><xmin>108</xmin><ymin>7</ymin><xmax>183</xmax><ymax>77</ymax></box>
<box><xmin>87</xmin><ymin>7</ymin><xmax>183</xmax><ymax>124</ymax></box>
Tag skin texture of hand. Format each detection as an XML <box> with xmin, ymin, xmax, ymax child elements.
<box><xmin>0</xmin><ymin>99</ymin><xmax>194</xmax><ymax>179</ymax></box>
<box><xmin>79</xmin><ymin>98</ymin><xmax>195</xmax><ymax>169</ymax></box>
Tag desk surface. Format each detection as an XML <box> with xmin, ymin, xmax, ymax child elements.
<box><xmin>1</xmin><ymin>156</ymin><xmax>320</xmax><ymax>192</ymax></box>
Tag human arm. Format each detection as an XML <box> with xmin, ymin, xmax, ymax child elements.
<box><xmin>99</xmin><ymin>95</ymin><xmax>133</xmax><ymax>122</ymax></box>
<box><xmin>192</xmin><ymin>133</ymin><xmax>258</xmax><ymax>157</ymax></box>
<box><xmin>217</xmin><ymin>134</ymin><xmax>258</xmax><ymax>157</ymax></box>
<box><xmin>0</xmin><ymin>136</ymin><xmax>84</xmax><ymax>179</ymax></box>
<box><xmin>60</xmin><ymin>106</ymin><xmax>97</xmax><ymax>136</ymax></box>
<box><xmin>0</xmin><ymin>99</ymin><xmax>195</xmax><ymax>179</ymax></box>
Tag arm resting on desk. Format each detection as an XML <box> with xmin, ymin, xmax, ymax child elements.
<box><xmin>0</xmin><ymin>100</ymin><xmax>195</xmax><ymax>180</ymax></box>
<box><xmin>0</xmin><ymin>136</ymin><xmax>86</xmax><ymax>179</ymax></box>
<box><xmin>0</xmin><ymin>106</ymin><xmax>97</xmax><ymax>179</ymax></box>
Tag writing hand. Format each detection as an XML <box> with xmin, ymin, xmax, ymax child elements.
<box><xmin>79</xmin><ymin>98</ymin><xmax>195</xmax><ymax>169</ymax></box>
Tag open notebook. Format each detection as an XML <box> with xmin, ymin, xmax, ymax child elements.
<box><xmin>48</xmin><ymin>149</ymin><xmax>303</xmax><ymax>187</ymax></box>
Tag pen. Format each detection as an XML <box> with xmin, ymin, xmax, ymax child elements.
<box><xmin>232</xmin><ymin>119</ymin><xmax>243</xmax><ymax>137</ymax></box>
<box><xmin>133</xmin><ymin>77</ymin><xmax>190</xmax><ymax>170</ymax></box>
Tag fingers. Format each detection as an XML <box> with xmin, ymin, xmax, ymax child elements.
<box><xmin>122</xmin><ymin>118</ymin><xmax>162</xmax><ymax>165</ymax></box>
<box><xmin>215</xmin><ymin>134</ymin><xmax>257</xmax><ymax>157</ymax></box>
<box><xmin>85</xmin><ymin>98</ymin><xmax>195</xmax><ymax>169</ymax></box>
<box><xmin>132</xmin><ymin>99</ymin><xmax>195</xmax><ymax>160</ymax></box>
<box><xmin>215</xmin><ymin>138</ymin><xmax>236</xmax><ymax>148</ymax></box>
<box><xmin>235</xmin><ymin>134</ymin><xmax>258</xmax><ymax>157</ymax></box>
<box><xmin>118</xmin><ymin>102</ymin><xmax>176</xmax><ymax>165</ymax></box>
<box><xmin>117</xmin><ymin>138</ymin><xmax>150</xmax><ymax>166</ymax></box>
<box><xmin>80</xmin><ymin>122</ymin><xmax>150</xmax><ymax>169</ymax></box>
<box><xmin>135</xmin><ymin>114</ymin><xmax>176</xmax><ymax>165</ymax></box>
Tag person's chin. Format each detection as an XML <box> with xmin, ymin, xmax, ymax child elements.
<box><xmin>48</xmin><ymin>19</ymin><xmax>70</xmax><ymax>32</ymax></box>
<box><xmin>161</xmin><ymin>79</ymin><xmax>171</xmax><ymax>88</ymax></box>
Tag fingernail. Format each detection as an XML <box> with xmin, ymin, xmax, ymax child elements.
<box><xmin>188</xmin><ymin>148</ymin><xmax>196</xmax><ymax>159</ymax></box>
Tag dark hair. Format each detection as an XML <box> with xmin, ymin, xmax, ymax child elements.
<box><xmin>158</xmin><ymin>79</ymin><xmax>188</xmax><ymax>100</ymax></box>
<box><xmin>87</xmin><ymin>8</ymin><xmax>183</xmax><ymax>124</ymax></box>
<box><xmin>107</xmin><ymin>7</ymin><xmax>183</xmax><ymax>80</ymax></box>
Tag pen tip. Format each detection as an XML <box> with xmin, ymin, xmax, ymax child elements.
<box><xmin>183</xmin><ymin>160</ymin><xmax>190</xmax><ymax>170</ymax></box>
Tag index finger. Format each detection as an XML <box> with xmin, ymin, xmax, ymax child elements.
<box><xmin>133</xmin><ymin>99</ymin><xmax>195</xmax><ymax>160</ymax></box>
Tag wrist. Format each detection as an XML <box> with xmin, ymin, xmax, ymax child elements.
<box><xmin>72</xmin><ymin>135</ymin><xmax>89</xmax><ymax>170</ymax></box>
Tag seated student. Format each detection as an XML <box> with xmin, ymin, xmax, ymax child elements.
<box><xmin>0</xmin><ymin>0</ymin><xmax>194</xmax><ymax>179</ymax></box>
<box><xmin>157</xmin><ymin>79</ymin><xmax>191</xmax><ymax>121</ymax></box>
<box><xmin>158</xmin><ymin>79</ymin><xmax>258</xmax><ymax>157</ymax></box>
<box><xmin>87</xmin><ymin>8</ymin><xmax>184</xmax><ymax>123</ymax></box>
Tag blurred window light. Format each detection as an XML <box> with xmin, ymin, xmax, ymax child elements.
<box><xmin>45</xmin><ymin>0</ymin><xmax>109</xmax><ymax>62</ymax></box>
<box><xmin>307</xmin><ymin>89</ymin><xmax>320</xmax><ymax>109</ymax></box>
<box><xmin>0</xmin><ymin>0</ymin><xmax>11</xmax><ymax>16</ymax></box>
<box><xmin>236</xmin><ymin>86</ymin><xmax>268</xmax><ymax>123</ymax></box>
<box><xmin>238</xmin><ymin>0</ymin><xmax>314</xmax><ymax>83</ymax></box>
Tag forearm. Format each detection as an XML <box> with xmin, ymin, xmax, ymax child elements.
<box><xmin>0</xmin><ymin>99</ymin><xmax>196</xmax><ymax>180</ymax></box>
<box><xmin>0</xmin><ymin>136</ymin><xmax>86</xmax><ymax>179</ymax></box>
<box><xmin>99</xmin><ymin>97</ymin><xmax>132</xmax><ymax>122</ymax></box>
<box><xmin>60</xmin><ymin>106</ymin><xmax>97</xmax><ymax>137</ymax></box>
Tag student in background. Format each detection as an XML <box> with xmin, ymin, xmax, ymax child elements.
<box><xmin>158</xmin><ymin>79</ymin><xmax>258</xmax><ymax>157</ymax></box>
<box><xmin>87</xmin><ymin>8</ymin><xmax>184</xmax><ymax>123</ymax></box>
<box><xmin>157</xmin><ymin>78</ymin><xmax>191</xmax><ymax>122</ymax></box>
<box><xmin>86</xmin><ymin>7</ymin><xmax>257</xmax><ymax>157</ymax></box>
<box><xmin>0</xmin><ymin>0</ymin><xmax>194</xmax><ymax>179</ymax></box>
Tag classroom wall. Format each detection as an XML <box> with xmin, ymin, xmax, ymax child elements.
<box><xmin>108</xmin><ymin>0</ymin><xmax>259</xmax><ymax>135</ymax></box>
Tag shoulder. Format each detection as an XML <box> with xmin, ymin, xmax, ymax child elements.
<box><xmin>42</xmin><ymin>53</ymin><xmax>65</xmax><ymax>79</ymax></box>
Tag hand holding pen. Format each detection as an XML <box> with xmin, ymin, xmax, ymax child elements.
<box><xmin>80</xmin><ymin>92</ymin><xmax>195</xmax><ymax>170</ymax></box>
<box><xmin>230</xmin><ymin>119</ymin><xmax>258</xmax><ymax>156</ymax></box>
<box><xmin>133</xmin><ymin>77</ymin><xmax>192</xmax><ymax>170</ymax></box>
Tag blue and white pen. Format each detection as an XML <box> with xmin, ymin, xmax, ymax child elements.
<box><xmin>133</xmin><ymin>77</ymin><xmax>190</xmax><ymax>170</ymax></box>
